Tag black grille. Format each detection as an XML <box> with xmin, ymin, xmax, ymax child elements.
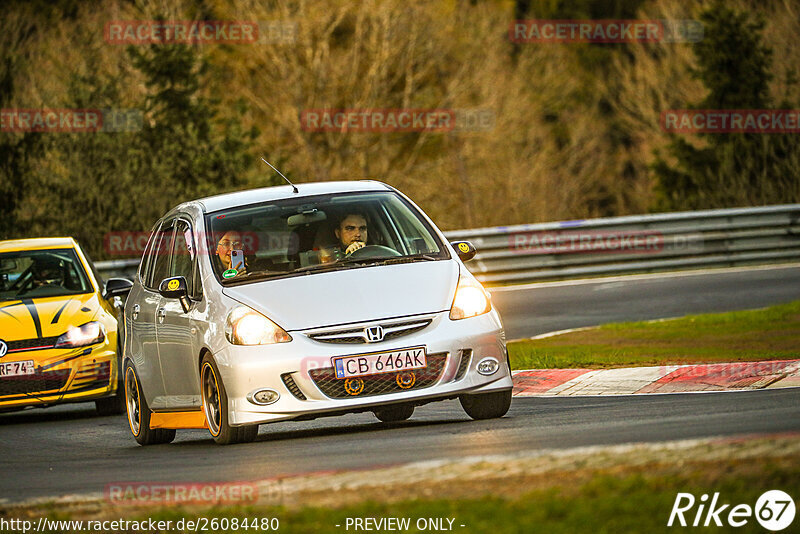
<box><xmin>314</xmin><ymin>336</ymin><xmax>364</xmax><ymax>345</ymax></box>
<box><xmin>0</xmin><ymin>369</ymin><xmax>70</xmax><ymax>397</ymax></box>
<box><xmin>281</xmin><ymin>373</ymin><xmax>307</xmax><ymax>400</ymax></box>
<box><xmin>6</xmin><ymin>336</ymin><xmax>59</xmax><ymax>352</ymax></box>
<box><xmin>384</xmin><ymin>323</ymin><xmax>429</xmax><ymax>341</ymax></box>
<box><xmin>309</xmin><ymin>353</ymin><xmax>447</xmax><ymax>399</ymax></box>
<box><xmin>454</xmin><ymin>349</ymin><xmax>472</xmax><ymax>381</ymax></box>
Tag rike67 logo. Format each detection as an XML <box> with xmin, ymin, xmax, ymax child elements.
<box><xmin>668</xmin><ymin>490</ymin><xmax>795</xmax><ymax>531</ymax></box>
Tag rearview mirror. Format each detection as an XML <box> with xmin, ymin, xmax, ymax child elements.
<box><xmin>158</xmin><ymin>276</ymin><xmax>192</xmax><ymax>313</ymax></box>
<box><xmin>287</xmin><ymin>209</ymin><xmax>327</xmax><ymax>226</ymax></box>
<box><xmin>104</xmin><ymin>277</ymin><xmax>133</xmax><ymax>300</ymax></box>
<box><xmin>450</xmin><ymin>241</ymin><xmax>477</xmax><ymax>262</ymax></box>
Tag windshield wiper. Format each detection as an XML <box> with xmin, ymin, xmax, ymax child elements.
<box><xmin>379</xmin><ymin>254</ymin><xmax>438</xmax><ymax>265</ymax></box>
<box><xmin>292</xmin><ymin>258</ymin><xmax>375</xmax><ymax>274</ymax></box>
<box><xmin>222</xmin><ymin>270</ymin><xmax>294</xmax><ymax>284</ymax></box>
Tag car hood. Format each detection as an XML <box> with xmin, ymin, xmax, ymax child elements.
<box><xmin>222</xmin><ymin>260</ymin><xmax>459</xmax><ymax>331</ymax></box>
<box><xmin>0</xmin><ymin>293</ymin><xmax>100</xmax><ymax>341</ymax></box>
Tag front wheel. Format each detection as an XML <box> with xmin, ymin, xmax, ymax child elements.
<box><xmin>124</xmin><ymin>362</ymin><xmax>175</xmax><ymax>445</ymax></box>
<box><xmin>460</xmin><ymin>389</ymin><xmax>512</xmax><ymax>420</ymax></box>
<box><xmin>201</xmin><ymin>354</ymin><xmax>258</xmax><ymax>445</ymax></box>
<box><xmin>95</xmin><ymin>388</ymin><xmax>125</xmax><ymax>416</ymax></box>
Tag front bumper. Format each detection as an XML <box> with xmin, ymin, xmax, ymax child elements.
<box><xmin>0</xmin><ymin>342</ymin><xmax>118</xmax><ymax>410</ymax></box>
<box><xmin>213</xmin><ymin>310</ymin><xmax>512</xmax><ymax>426</ymax></box>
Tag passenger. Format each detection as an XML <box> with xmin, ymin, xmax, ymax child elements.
<box><xmin>215</xmin><ymin>231</ymin><xmax>247</xmax><ymax>274</ymax></box>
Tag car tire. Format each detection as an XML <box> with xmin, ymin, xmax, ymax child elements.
<box><xmin>95</xmin><ymin>384</ymin><xmax>125</xmax><ymax>416</ymax></box>
<box><xmin>124</xmin><ymin>362</ymin><xmax>176</xmax><ymax>446</ymax></box>
<box><xmin>459</xmin><ymin>389</ymin><xmax>512</xmax><ymax>420</ymax></box>
<box><xmin>373</xmin><ymin>403</ymin><xmax>415</xmax><ymax>423</ymax></box>
<box><xmin>201</xmin><ymin>354</ymin><xmax>258</xmax><ymax>445</ymax></box>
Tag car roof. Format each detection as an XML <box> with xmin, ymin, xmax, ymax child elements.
<box><xmin>0</xmin><ymin>237</ymin><xmax>78</xmax><ymax>253</ymax></box>
<box><xmin>193</xmin><ymin>180</ymin><xmax>393</xmax><ymax>213</ymax></box>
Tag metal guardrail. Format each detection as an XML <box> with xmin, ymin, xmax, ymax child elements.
<box><xmin>95</xmin><ymin>204</ymin><xmax>800</xmax><ymax>285</ymax></box>
<box><xmin>448</xmin><ymin>204</ymin><xmax>800</xmax><ymax>285</ymax></box>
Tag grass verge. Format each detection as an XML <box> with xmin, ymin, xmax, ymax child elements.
<box><xmin>3</xmin><ymin>436</ymin><xmax>797</xmax><ymax>533</ymax></box>
<box><xmin>508</xmin><ymin>300</ymin><xmax>800</xmax><ymax>370</ymax></box>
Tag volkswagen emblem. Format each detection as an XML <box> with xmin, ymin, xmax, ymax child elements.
<box><xmin>364</xmin><ymin>325</ymin><xmax>384</xmax><ymax>343</ymax></box>
<box><xmin>0</xmin><ymin>339</ymin><xmax>7</xmax><ymax>358</ymax></box>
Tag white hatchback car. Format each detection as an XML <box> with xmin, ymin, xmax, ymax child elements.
<box><xmin>123</xmin><ymin>181</ymin><xmax>512</xmax><ymax>445</ymax></box>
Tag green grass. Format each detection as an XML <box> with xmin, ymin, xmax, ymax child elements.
<box><xmin>508</xmin><ymin>300</ymin><xmax>800</xmax><ymax>370</ymax></box>
<box><xmin>10</xmin><ymin>455</ymin><xmax>797</xmax><ymax>533</ymax></box>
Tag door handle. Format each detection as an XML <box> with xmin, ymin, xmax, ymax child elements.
<box><xmin>157</xmin><ymin>308</ymin><xmax>166</xmax><ymax>323</ymax></box>
<box><xmin>132</xmin><ymin>304</ymin><xmax>140</xmax><ymax>320</ymax></box>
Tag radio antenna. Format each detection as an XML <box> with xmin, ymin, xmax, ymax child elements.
<box><xmin>261</xmin><ymin>156</ymin><xmax>298</xmax><ymax>193</ymax></box>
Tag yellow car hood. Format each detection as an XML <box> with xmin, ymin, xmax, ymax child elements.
<box><xmin>0</xmin><ymin>293</ymin><xmax>99</xmax><ymax>341</ymax></box>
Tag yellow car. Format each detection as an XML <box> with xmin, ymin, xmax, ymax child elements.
<box><xmin>0</xmin><ymin>238</ymin><xmax>132</xmax><ymax>415</ymax></box>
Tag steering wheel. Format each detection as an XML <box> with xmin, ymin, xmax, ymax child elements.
<box><xmin>347</xmin><ymin>245</ymin><xmax>401</xmax><ymax>259</ymax></box>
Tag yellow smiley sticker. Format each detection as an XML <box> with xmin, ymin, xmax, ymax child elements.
<box><xmin>167</xmin><ymin>279</ymin><xmax>180</xmax><ymax>291</ymax></box>
<box><xmin>458</xmin><ymin>243</ymin><xmax>470</xmax><ymax>253</ymax></box>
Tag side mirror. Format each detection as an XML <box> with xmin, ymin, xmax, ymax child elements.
<box><xmin>104</xmin><ymin>277</ymin><xmax>133</xmax><ymax>300</ymax></box>
<box><xmin>158</xmin><ymin>276</ymin><xmax>192</xmax><ymax>313</ymax></box>
<box><xmin>450</xmin><ymin>241</ymin><xmax>477</xmax><ymax>262</ymax></box>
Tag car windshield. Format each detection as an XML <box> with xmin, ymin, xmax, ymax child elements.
<box><xmin>0</xmin><ymin>248</ymin><xmax>93</xmax><ymax>301</ymax></box>
<box><xmin>204</xmin><ymin>191</ymin><xmax>449</xmax><ymax>284</ymax></box>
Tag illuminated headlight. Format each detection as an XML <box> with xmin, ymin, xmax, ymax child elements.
<box><xmin>225</xmin><ymin>306</ymin><xmax>292</xmax><ymax>345</ymax></box>
<box><xmin>449</xmin><ymin>271</ymin><xmax>492</xmax><ymax>320</ymax></box>
<box><xmin>55</xmin><ymin>321</ymin><xmax>105</xmax><ymax>348</ymax></box>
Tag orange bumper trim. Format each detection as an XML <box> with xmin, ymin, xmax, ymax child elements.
<box><xmin>149</xmin><ymin>410</ymin><xmax>208</xmax><ymax>429</ymax></box>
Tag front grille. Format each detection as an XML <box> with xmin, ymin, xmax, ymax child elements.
<box><xmin>309</xmin><ymin>352</ymin><xmax>447</xmax><ymax>399</ymax></box>
<box><xmin>454</xmin><ymin>349</ymin><xmax>472</xmax><ymax>381</ymax></box>
<box><xmin>6</xmin><ymin>336</ymin><xmax>60</xmax><ymax>352</ymax></box>
<box><xmin>281</xmin><ymin>373</ymin><xmax>307</xmax><ymax>400</ymax></box>
<box><xmin>0</xmin><ymin>369</ymin><xmax>70</xmax><ymax>397</ymax></box>
<box><xmin>307</xmin><ymin>318</ymin><xmax>432</xmax><ymax>344</ymax></box>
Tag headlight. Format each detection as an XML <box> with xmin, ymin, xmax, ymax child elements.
<box><xmin>225</xmin><ymin>306</ymin><xmax>292</xmax><ymax>345</ymax></box>
<box><xmin>450</xmin><ymin>271</ymin><xmax>492</xmax><ymax>320</ymax></box>
<box><xmin>55</xmin><ymin>321</ymin><xmax>105</xmax><ymax>348</ymax></box>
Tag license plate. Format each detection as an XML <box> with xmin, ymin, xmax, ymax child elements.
<box><xmin>332</xmin><ymin>347</ymin><xmax>427</xmax><ymax>379</ymax></box>
<box><xmin>0</xmin><ymin>360</ymin><xmax>35</xmax><ymax>377</ymax></box>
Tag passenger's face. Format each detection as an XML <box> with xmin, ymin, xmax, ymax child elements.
<box><xmin>336</xmin><ymin>215</ymin><xmax>367</xmax><ymax>247</ymax></box>
<box><xmin>216</xmin><ymin>231</ymin><xmax>243</xmax><ymax>269</ymax></box>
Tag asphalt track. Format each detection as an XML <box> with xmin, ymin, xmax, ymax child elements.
<box><xmin>1</xmin><ymin>389</ymin><xmax>799</xmax><ymax>503</ymax></box>
<box><xmin>1</xmin><ymin>264</ymin><xmax>799</xmax><ymax>503</ymax></box>
<box><xmin>491</xmin><ymin>263</ymin><xmax>800</xmax><ymax>339</ymax></box>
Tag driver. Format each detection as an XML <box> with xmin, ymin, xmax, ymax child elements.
<box><xmin>335</xmin><ymin>213</ymin><xmax>368</xmax><ymax>255</ymax></box>
<box><xmin>31</xmin><ymin>259</ymin><xmax>65</xmax><ymax>289</ymax></box>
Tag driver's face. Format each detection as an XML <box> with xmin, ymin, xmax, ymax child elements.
<box><xmin>335</xmin><ymin>215</ymin><xmax>367</xmax><ymax>247</ymax></box>
<box><xmin>216</xmin><ymin>231</ymin><xmax>243</xmax><ymax>270</ymax></box>
<box><xmin>33</xmin><ymin>267</ymin><xmax>60</xmax><ymax>287</ymax></box>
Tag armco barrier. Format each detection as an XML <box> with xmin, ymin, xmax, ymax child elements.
<box><xmin>95</xmin><ymin>204</ymin><xmax>800</xmax><ymax>285</ymax></box>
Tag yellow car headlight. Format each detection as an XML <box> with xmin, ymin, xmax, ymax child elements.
<box><xmin>449</xmin><ymin>271</ymin><xmax>492</xmax><ymax>320</ymax></box>
<box><xmin>225</xmin><ymin>306</ymin><xmax>292</xmax><ymax>345</ymax></box>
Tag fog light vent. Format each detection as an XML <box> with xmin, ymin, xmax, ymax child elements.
<box><xmin>248</xmin><ymin>388</ymin><xmax>280</xmax><ymax>405</ymax></box>
<box><xmin>476</xmin><ymin>357</ymin><xmax>499</xmax><ymax>376</ymax></box>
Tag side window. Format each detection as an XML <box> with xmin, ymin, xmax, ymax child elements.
<box><xmin>148</xmin><ymin>222</ymin><xmax>175</xmax><ymax>290</ymax></box>
<box><xmin>138</xmin><ymin>222</ymin><xmax>161</xmax><ymax>285</ymax></box>
<box><xmin>170</xmin><ymin>219</ymin><xmax>199</xmax><ymax>298</ymax></box>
